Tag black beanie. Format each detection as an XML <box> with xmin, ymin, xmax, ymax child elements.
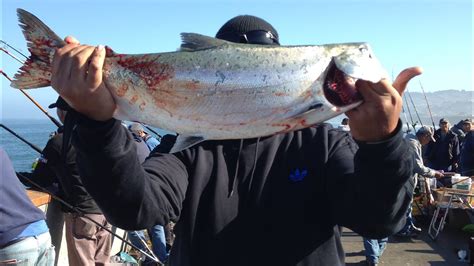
<box><xmin>215</xmin><ymin>15</ymin><xmax>279</xmax><ymax>45</ymax></box>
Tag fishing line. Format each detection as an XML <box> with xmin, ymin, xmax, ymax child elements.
<box><xmin>0</xmin><ymin>69</ymin><xmax>62</xmax><ymax>127</ymax></box>
<box><xmin>395</xmin><ymin>68</ymin><xmax>412</xmax><ymax>133</ymax></box>
<box><xmin>16</xmin><ymin>172</ymin><xmax>160</xmax><ymax>263</ymax></box>
<box><xmin>403</xmin><ymin>92</ymin><xmax>416</xmax><ymax>131</ymax></box>
<box><xmin>1</xmin><ymin>40</ymin><xmax>29</xmax><ymax>59</ymax></box>
<box><xmin>419</xmin><ymin>80</ymin><xmax>436</xmax><ymax>129</ymax></box>
<box><xmin>406</xmin><ymin>89</ymin><xmax>424</xmax><ymax>128</ymax></box>
<box><xmin>1</xmin><ymin>47</ymin><xmax>26</xmax><ymax>64</ymax></box>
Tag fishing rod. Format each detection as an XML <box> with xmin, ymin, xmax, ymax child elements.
<box><xmin>15</xmin><ymin>172</ymin><xmax>161</xmax><ymax>263</ymax></box>
<box><xmin>142</xmin><ymin>124</ymin><xmax>162</xmax><ymax>140</ymax></box>
<box><xmin>419</xmin><ymin>80</ymin><xmax>437</xmax><ymax>129</ymax></box>
<box><xmin>1</xmin><ymin>47</ymin><xmax>25</xmax><ymax>64</ymax></box>
<box><xmin>394</xmin><ymin>68</ymin><xmax>412</xmax><ymax>133</ymax></box>
<box><xmin>0</xmin><ymin>124</ymin><xmax>43</xmax><ymax>154</ymax></box>
<box><xmin>1</xmin><ymin>42</ymin><xmax>63</xmax><ymax>128</ymax></box>
<box><xmin>1</xmin><ymin>40</ymin><xmax>29</xmax><ymax>59</ymax></box>
<box><xmin>0</xmin><ymin>69</ymin><xmax>63</xmax><ymax>128</ymax></box>
<box><xmin>402</xmin><ymin>93</ymin><xmax>417</xmax><ymax>132</ymax></box>
<box><xmin>406</xmin><ymin>89</ymin><xmax>424</xmax><ymax>128</ymax></box>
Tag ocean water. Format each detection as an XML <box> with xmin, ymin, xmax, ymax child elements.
<box><xmin>1</xmin><ymin>119</ymin><xmax>57</xmax><ymax>172</ymax></box>
<box><xmin>0</xmin><ymin>118</ymin><xmax>172</xmax><ymax>172</ymax></box>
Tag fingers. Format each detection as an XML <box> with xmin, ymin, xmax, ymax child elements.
<box><xmin>51</xmin><ymin>44</ymin><xmax>103</xmax><ymax>95</ymax></box>
<box><xmin>86</xmin><ymin>45</ymin><xmax>106</xmax><ymax>89</ymax></box>
<box><xmin>70</xmin><ymin>46</ymin><xmax>96</xmax><ymax>84</ymax></box>
<box><xmin>64</xmin><ymin>36</ymin><xmax>80</xmax><ymax>45</ymax></box>
<box><xmin>51</xmin><ymin>43</ymin><xmax>80</xmax><ymax>91</ymax></box>
<box><xmin>392</xmin><ymin>67</ymin><xmax>423</xmax><ymax>95</ymax></box>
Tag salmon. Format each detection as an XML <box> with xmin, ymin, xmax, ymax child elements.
<box><xmin>12</xmin><ymin>9</ymin><xmax>388</xmax><ymax>152</ymax></box>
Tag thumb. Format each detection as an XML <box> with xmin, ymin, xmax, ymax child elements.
<box><xmin>392</xmin><ymin>66</ymin><xmax>423</xmax><ymax>95</ymax></box>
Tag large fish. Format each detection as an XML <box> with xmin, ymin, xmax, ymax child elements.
<box><xmin>12</xmin><ymin>9</ymin><xmax>388</xmax><ymax>152</ymax></box>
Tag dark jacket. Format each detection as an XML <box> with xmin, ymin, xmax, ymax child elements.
<box><xmin>0</xmin><ymin>148</ymin><xmax>46</xmax><ymax>246</ymax></box>
<box><xmin>72</xmin><ymin>118</ymin><xmax>413</xmax><ymax>266</ymax></box>
<box><xmin>34</xmin><ymin>132</ymin><xmax>101</xmax><ymax>213</ymax></box>
<box><xmin>451</xmin><ymin>121</ymin><xmax>467</xmax><ymax>144</ymax></box>
<box><xmin>425</xmin><ymin>129</ymin><xmax>460</xmax><ymax>171</ymax></box>
<box><xmin>460</xmin><ymin>131</ymin><xmax>474</xmax><ymax>176</ymax></box>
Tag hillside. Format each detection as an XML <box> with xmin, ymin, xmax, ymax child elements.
<box><xmin>329</xmin><ymin>89</ymin><xmax>473</xmax><ymax>127</ymax></box>
<box><xmin>401</xmin><ymin>89</ymin><xmax>473</xmax><ymax>127</ymax></box>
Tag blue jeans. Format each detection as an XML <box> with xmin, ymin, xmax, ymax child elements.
<box><xmin>398</xmin><ymin>200</ymin><xmax>414</xmax><ymax>234</ymax></box>
<box><xmin>0</xmin><ymin>232</ymin><xmax>55</xmax><ymax>265</ymax></box>
<box><xmin>363</xmin><ymin>237</ymin><xmax>388</xmax><ymax>264</ymax></box>
<box><xmin>128</xmin><ymin>224</ymin><xmax>168</xmax><ymax>263</ymax></box>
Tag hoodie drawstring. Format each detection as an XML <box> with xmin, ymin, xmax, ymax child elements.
<box><xmin>228</xmin><ymin>137</ymin><xmax>261</xmax><ymax>198</ymax></box>
<box><xmin>228</xmin><ymin>139</ymin><xmax>244</xmax><ymax>197</ymax></box>
<box><xmin>247</xmin><ymin>137</ymin><xmax>260</xmax><ymax>194</ymax></box>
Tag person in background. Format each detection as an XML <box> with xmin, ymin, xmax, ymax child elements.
<box><xmin>0</xmin><ymin>147</ymin><xmax>55</xmax><ymax>265</ymax></box>
<box><xmin>426</xmin><ymin>118</ymin><xmax>460</xmax><ymax>186</ymax></box>
<box><xmin>362</xmin><ymin>238</ymin><xmax>387</xmax><ymax>266</ymax></box>
<box><xmin>460</xmin><ymin>123</ymin><xmax>474</xmax><ymax>177</ymax></box>
<box><xmin>338</xmin><ymin>117</ymin><xmax>350</xmax><ymax>131</ymax></box>
<box><xmin>396</xmin><ymin>126</ymin><xmax>444</xmax><ymax>237</ymax></box>
<box><xmin>129</xmin><ymin>122</ymin><xmax>160</xmax><ymax>151</ymax></box>
<box><xmin>33</xmin><ymin>97</ymin><xmax>112</xmax><ymax>266</ymax></box>
<box><xmin>451</xmin><ymin>118</ymin><xmax>472</xmax><ymax>146</ymax></box>
<box><xmin>127</xmin><ymin>125</ymin><xmax>169</xmax><ymax>264</ymax></box>
<box><xmin>51</xmin><ymin>15</ymin><xmax>420</xmax><ymax>265</ymax></box>
<box><xmin>19</xmin><ymin>139</ymin><xmax>64</xmax><ymax>266</ymax></box>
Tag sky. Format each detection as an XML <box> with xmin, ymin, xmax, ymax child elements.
<box><xmin>0</xmin><ymin>0</ymin><xmax>472</xmax><ymax>120</ymax></box>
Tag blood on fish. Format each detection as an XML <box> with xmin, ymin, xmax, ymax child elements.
<box><xmin>129</xmin><ymin>95</ymin><xmax>139</xmax><ymax>105</ymax></box>
<box><xmin>274</xmin><ymin>92</ymin><xmax>288</xmax><ymax>97</ymax></box>
<box><xmin>272</xmin><ymin>123</ymin><xmax>292</xmax><ymax>132</ymax></box>
<box><xmin>116</xmin><ymin>55</ymin><xmax>174</xmax><ymax>90</ymax></box>
<box><xmin>116</xmin><ymin>84</ymin><xmax>128</xmax><ymax>97</ymax></box>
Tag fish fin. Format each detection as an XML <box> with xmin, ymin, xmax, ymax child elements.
<box><xmin>180</xmin><ymin>33</ymin><xmax>229</xmax><ymax>51</ymax></box>
<box><xmin>169</xmin><ymin>135</ymin><xmax>206</xmax><ymax>153</ymax></box>
<box><xmin>11</xmin><ymin>9</ymin><xmax>65</xmax><ymax>89</ymax></box>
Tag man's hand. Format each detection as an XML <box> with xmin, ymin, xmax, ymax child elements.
<box><xmin>51</xmin><ymin>36</ymin><xmax>116</xmax><ymax>121</ymax></box>
<box><xmin>346</xmin><ymin>67</ymin><xmax>423</xmax><ymax>142</ymax></box>
<box><xmin>434</xmin><ymin>171</ymin><xmax>444</xmax><ymax>179</ymax></box>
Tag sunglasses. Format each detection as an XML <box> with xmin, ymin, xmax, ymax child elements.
<box><xmin>239</xmin><ymin>30</ymin><xmax>280</xmax><ymax>45</ymax></box>
<box><xmin>221</xmin><ymin>30</ymin><xmax>280</xmax><ymax>45</ymax></box>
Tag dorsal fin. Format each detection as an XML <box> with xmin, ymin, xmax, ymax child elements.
<box><xmin>180</xmin><ymin>33</ymin><xmax>230</xmax><ymax>51</ymax></box>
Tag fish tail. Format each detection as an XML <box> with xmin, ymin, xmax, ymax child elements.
<box><xmin>11</xmin><ymin>9</ymin><xmax>65</xmax><ymax>89</ymax></box>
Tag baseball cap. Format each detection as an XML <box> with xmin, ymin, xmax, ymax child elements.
<box><xmin>417</xmin><ymin>125</ymin><xmax>436</xmax><ymax>142</ymax></box>
<box><xmin>462</xmin><ymin>118</ymin><xmax>472</xmax><ymax>124</ymax></box>
<box><xmin>48</xmin><ymin>96</ymin><xmax>71</xmax><ymax>111</ymax></box>
<box><xmin>439</xmin><ymin>118</ymin><xmax>449</xmax><ymax>124</ymax></box>
<box><xmin>128</xmin><ymin>122</ymin><xmax>144</xmax><ymax>134</ymax></box>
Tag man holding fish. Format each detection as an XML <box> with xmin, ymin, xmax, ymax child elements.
<box><xmin>13</xmin><ymin>11</ymin><xmax>421</xmax><ymax>266</ymax></box>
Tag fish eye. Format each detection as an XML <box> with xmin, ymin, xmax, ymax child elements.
<box><xmin>359</xmin><ymin>47</ymin><xmax>372</xmax><ymax>58</ymax></box>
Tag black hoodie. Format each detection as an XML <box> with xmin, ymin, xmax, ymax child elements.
<box><xmin>73</xmin><ymin>117</ymin><xmax>413</xmax><ymax>266</ymax></box>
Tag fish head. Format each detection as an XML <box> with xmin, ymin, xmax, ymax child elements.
<box><xmin>323</xmin><ymin>43</ymin><xmax>388</xmax><ymax>108</ymax></box>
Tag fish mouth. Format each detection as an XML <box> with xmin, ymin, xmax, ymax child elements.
<box><xmin>323</xmin><ymin>62</ymin><xmax>362</xmax><ymax>107</ymax></box>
